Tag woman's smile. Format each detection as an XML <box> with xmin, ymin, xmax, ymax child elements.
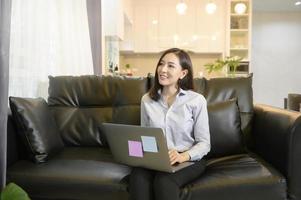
<box><xmin>159</xmin><ymin>74</ymin><xmax>168</xmax><ymax>80</ymax></box>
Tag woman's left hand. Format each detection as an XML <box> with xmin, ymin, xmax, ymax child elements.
<box><xmin>168</xmin><ymin>149</ymin><xmax>190</xmax><ymax>165</ymax></box>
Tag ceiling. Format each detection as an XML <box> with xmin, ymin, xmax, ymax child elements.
<box><xmin>253</xmin><ymin>0</ymin><xmax>301</xmax><ymax>12</ymax></box>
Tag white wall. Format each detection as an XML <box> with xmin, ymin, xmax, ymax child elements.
<box><xmin>251</xmin><ymin>11</ymin><xmax>301</xmax><ymax>108</ymax></box>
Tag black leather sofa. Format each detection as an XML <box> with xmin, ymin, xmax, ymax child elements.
<box><xmin>6</xmin><ymin>75</ymin><xmax>301</xmax><ymax>200</ymax></box>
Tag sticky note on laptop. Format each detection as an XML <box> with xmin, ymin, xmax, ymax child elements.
<box><xmin>141</xmin><ymin>136</ymin><xmax>158</xmax><ymax>153</ymax></box>
<box><xmin>128</xmin><ymin>141</ymin><xmax>143</xmax><ymax>157</ymax></box>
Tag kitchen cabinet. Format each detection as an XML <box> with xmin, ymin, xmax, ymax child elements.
<box><xmin>158</xmin><ymin>5</ymin><xmax>196</xmax><ymax>49</ymax></box>
<box><xmin>121</xmin><ymin>0</ymin><xmax>226</xmax><ymax>53</ymax></box>
<box><xmin>194</xmin><ymin>0</ymin><xmax>226</xmax><ymax>53</ymax></box>
<box><xmin>131</xmin><ymin>5</ymin><xmax>160</xmax><ymax>52</ymax></box>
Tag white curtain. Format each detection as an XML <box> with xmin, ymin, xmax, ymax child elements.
<box><xmin>9</xmin><ymin>0</ymin><xmax>93</xmax><ymax>99</ymax></box>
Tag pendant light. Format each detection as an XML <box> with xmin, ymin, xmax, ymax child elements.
<box><xmin>206</xmin><ymin>1</ymin><xmax>217</xmax><ymax>14</ymax></box>
<box><xmin>234</xmin><ymin>2</ymin><xmax>247</xmax><ymax>14</ymax></box>
<box><xmin>176</xmin><ymin>0</ymin><xmax>188</xmax><ymax>15</ymax></box>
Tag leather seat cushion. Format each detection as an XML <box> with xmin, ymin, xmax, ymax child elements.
<box><xmin>186</xmin><ymin>154</ymin><xmax>287</xmax><ymax>200</ymax></box>
<box><xmin>8</xmin><ymin>149</ymin><xmax>286</xmax><ymax>200</ymax></box>
<box><xmin>7</xmin><ymin>147</ymin><xmax>131</xmax><ymax>200</ymax></box>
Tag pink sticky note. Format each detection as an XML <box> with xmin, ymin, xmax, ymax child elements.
<box><xmin>128</xmin><ymin>140</ymin><xmax>143</xmax><ymax>157</ymax></box>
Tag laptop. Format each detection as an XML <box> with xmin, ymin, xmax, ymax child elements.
<box><xmin>101</xmin><ymin>123</ymin><xmax>195</xmax><ymax>173</ymax></box>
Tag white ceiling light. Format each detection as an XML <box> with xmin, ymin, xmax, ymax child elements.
<box><xmin>295</xmin><ymin>1</ymin><xmax>301</xmax><ymax>6</ymax></box>
<box><xmin>173</xmin><ymin>34</ymin><xmax>179</xmax><ymax>46</ymax></box>
<box><xmin>173</xmin><ymin>34</ymin><xmax>179</xmax><ymax>42</ymax></box>
<box><xmin>152</xmin><ymin>20</ymin><xmax>158</xmax><ymax>25</ymax></box>
<box><xmin>176</xmin><ymin>0</ymin><xmax>188</xmax><ymax>15</ymax></box>
<box><xmin>206</xmin><ymin>2</ymin><xmax>217</xmax><ymax>14</ymax></box>
<box><xmin>234</xmin><ymin>3</ymin><xmax>247</xmax><ymax>14</ymax></box>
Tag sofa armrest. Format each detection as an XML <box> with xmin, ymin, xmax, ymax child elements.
<box><xmin>251</xmin><ymin>104</ymin><xmax>301</xmax><ymax>200</ymax></box>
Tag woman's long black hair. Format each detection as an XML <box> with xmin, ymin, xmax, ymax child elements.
<box><xmin>148</xmin><ymin>48</ymin><xmax>194</xmax><ymax>101</ymax></box>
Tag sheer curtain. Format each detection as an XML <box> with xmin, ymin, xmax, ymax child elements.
<box><xmin>9</xmin><ymin>0</ymin><xmax>93</xmax><ymax>99</ymax></box>
<box><xmin>0</xmin><ymin>0</ymin><xmax>12</xmax><ymax>189</ymax></box>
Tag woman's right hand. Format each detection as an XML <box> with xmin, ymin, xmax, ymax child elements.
<box><xmin>168</xmin><ymin>149</ymin><xmax>190</xmax><ymax>165</ymax></box>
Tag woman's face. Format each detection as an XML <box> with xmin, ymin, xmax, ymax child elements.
<box><xmin>157</xmin><ymin>53</ymin><xmax>187</xmax><ymax>89</ymax></box>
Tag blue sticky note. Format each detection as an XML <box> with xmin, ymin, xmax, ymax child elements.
<box><xmin>141</xmin><ymin>136</ymin><xmax>158</xmax><ymax>153</ymax></box>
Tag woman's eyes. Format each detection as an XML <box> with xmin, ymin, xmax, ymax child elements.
<box><xmin>159</xmin><ymin>63</ymin><xmax>175</xmax><ymax>68</ymax></box>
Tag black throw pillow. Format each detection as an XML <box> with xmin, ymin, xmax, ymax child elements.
<box><xmin>9</xmin><ymin>97</ymin><xmax>64</xmax><ymax>163</ymax></box>
<box><xmin>206</xmin><ymin>98</ymin><xmax>244</xmax><ymax>159</ymax></box>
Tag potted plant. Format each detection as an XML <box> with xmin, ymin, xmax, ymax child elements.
<box><xmin>125</xmin><ymin>64</ymin><xmax>133</xmax><ymax>76</ymax></box>
<box><xmin>0</xmin><ymin>183</ymin><xmax>30</xmax><ymax>200</ymax></box>
<box><xmin>204</xmin><ymin>56</ymin><xmax>243</xmax><ymax>77</ymax></box>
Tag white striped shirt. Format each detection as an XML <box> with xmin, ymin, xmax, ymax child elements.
<box><xmin>140</xmin><ymin>88</ymin><xmax>210</xmax><ymax>161</ymax></box>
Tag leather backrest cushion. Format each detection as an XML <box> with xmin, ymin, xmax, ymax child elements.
<box><xmin>193</xmin><ymin>78</ymin><xmax>206</xmax><ymax>95</ymax></box>
<box><xmin>204</xmin><ymin>75</ymin><xmax>253</xmax><ymax>140</ymax></box>
<box><xmin>49</xmin><ymin>107</ymin><xmax>111</xmax><ymax>146</ymax></box>
<box><xmin>206</xmin><ymin>98</ymin><xmax>244</xmax><ymax>158</ymax></box>
<box><xmin>48</xmin><ymin>75</ymin><xmax>148</xmax><ymax>146</ymax></box>
<box><xmin>48</xmin><ymin>75</ymin><xmax>114</xmax><ymax>106</ymax></box>
<box><xmin>9</xmin><ymin>97</ymin><xmax>64</xmax><ymax>163</ymax></box>
<box><xmin>204</xmin><ymin>75</ymin><xmax>253</xmax><ymax>113</ymax></box>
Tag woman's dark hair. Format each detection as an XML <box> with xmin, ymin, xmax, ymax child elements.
<box><xmin>148</xmin><ymin>48</ymin><xmax>194</xmax><ymax>101</ymax></box>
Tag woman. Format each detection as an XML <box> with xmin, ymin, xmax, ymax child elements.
<box><xmin>129</xmin><ymin>48</ymin><xmax>210</xmax><ymax>200</ymax></box>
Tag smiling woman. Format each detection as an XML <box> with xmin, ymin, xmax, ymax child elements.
<box><xmin>149</xmin><ymin>48</ymin><xmax>194</xmax><ymax>101</ymax></box>
<box><xmin>129</xmin><ymin>48</ymin><xmax>210</xmax><ymax>200</ymax></box>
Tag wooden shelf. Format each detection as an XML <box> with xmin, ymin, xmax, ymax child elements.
<box><xmin>231</xmin><ymin>0</ymin><xmax>249</xmax><ymax>2</ymax></box>
<box><xmin>228</xmin><ymin>0</ymin><xmax>251</xmax><ymax>63</ymax></box>
<box><xmin>231</xmin><ymin>14</ymin><xmax>249</xmax><ymax>17</ymax></box>
<box><xmin>231</xmin><ymin>29</ymin><xmax>248</xmax><ymax>32</ymax></box>
<box><xmin>230</xmin><ymin>48</ymin><xmax>248</xmax><ymax>50</ymax></box>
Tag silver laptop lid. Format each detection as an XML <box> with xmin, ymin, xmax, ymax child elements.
<box><xmin>101</xmin><ymin>123</ymin><xmax>194</xmax><ymax>173</ymax></box>
<box><xmin>102</xmin><ymin>123</ymin><xmax>174</xmax><ymax>172</ymax></box>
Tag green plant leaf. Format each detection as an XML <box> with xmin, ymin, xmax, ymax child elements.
<box><xmin>204</xmin><ymin>59</ymin><xmax>226</xmax><ymax>74</ymax></box>
<box><xmin>204</xmin><ymin>56</ymin><xmax>243</xmax><ymax>75</ymax></box>
<box><xmin>0</xmin><ymin>183</ymin><xmax>31</xmax><ymax>200</ymax></box>
<box><xmin>125</xmin><ymin>64</ymin><xmax>131</xmax><ymax>69</ymax></box>
<box><xmin>225</xmin><ymin>56</ymin><xmax>243</xmax><ymax>75</ymax></box>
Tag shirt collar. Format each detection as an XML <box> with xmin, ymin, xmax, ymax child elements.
<box><xmin>157</xmin><ymin>88</ymin><xmax>188</xmax><ymax>97</ymax></box>
<box><xmin>178</xmin><ymin>88</ymin><xmax>187</xmax><ymax>96</ymax></box>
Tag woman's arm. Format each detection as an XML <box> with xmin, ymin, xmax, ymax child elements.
<box><xmin>140</xmin><ymin>96</ymin><xmax>149</xmax><ymax>127</ymax></box>
<box><xmin>187</xmin><ymin>96</ymin><xmax>211</xmax><ymax>161</ymax></box>
<box><xmin>168</xmin><ymin>95</ymin><xmax>210</xmax><ymax>164</ymax></box>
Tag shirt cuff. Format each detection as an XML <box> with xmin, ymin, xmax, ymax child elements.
<box><xmin>187</xmin><ymin>143</ymin><xmax>210</xmax><ymax>161</ymax></box>
<box><xmin>187</xmin><ymin>149</ymin><xmax>200</xmax><ymax>161</ymax></box>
